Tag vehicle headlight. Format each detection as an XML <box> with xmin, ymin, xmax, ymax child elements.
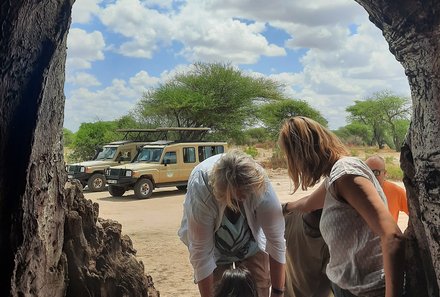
<box><xmin>80</xmin><ymin>166</ymin><xmax>85</xmax><ymax>172</ymax></box>
<box><xmin>105</xmin><ymin>168</ymin><xmax>110</xmax><ymax>175</ymax></box>
<box><xmin>125</xmin><ymin>170</ymin><xmax>132</xmax><ymax>177</ymax></box>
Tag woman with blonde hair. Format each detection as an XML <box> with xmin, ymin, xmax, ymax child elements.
<box><xmin>178</xmin><ymin>150</ymin><xmax>286</xmax><ymax>297</ymax></box>
<box><xmin>280</xmin><ymin>116</ymin><xmax>404</xmax><ymax>297</ymax></box>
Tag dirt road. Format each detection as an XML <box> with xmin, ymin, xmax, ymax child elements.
<box><xmin>83</xmin><ymin>173</ymin><xmax>408</xmax><ymax>297</ymax></box>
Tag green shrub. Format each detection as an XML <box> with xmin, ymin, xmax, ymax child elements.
<box><xmin>244</xmin><ymin>146</ymin><xmax>259</xmax><ymax>158</ymax></box>
<box><xmin>386</xmin><ymin>164</ymin><xmax>403</xmax><ymax>180</ymax></box>
<box><xmin>350</xmin><ymin>149</ymin><xmax>359</xmax><ymax>157</ymax></box>
<box><xmin>364</xmin><ymin>147</ymin><xmax>378</xmax><ymax>155</ymax></box>
<box><xmin>385</xmin><ymin>156</ymin><xmax>395</xmax><ymax>164</ymax></box>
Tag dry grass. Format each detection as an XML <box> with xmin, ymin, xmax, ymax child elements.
<box><xmin>241</xmin><ymin>144</ymin><xmax>403</xmax><ymax>181</ymax></box>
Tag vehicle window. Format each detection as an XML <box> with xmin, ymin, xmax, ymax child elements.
<box><xmin>95</xmin><ymin>146</ymin><xmax>117</xmax><ymax>160</ymax></box>
<box><xmin>120</xmin><ymin>151</ymin><xmax>131</xmax><ymax>161</ymax></box>
<box><xmin>163</xmin><ymin>152</ymin><xmax>177</xmax><ymax>164</ymax></box>
<box><xmin>183</xmin><ymin>147</ymin><xmax>196</xmax><ymax>163</ymax></box>
<box><xmin>135</xmin><ymin>148</ymin><xmax>163</xmax><ymax>162</ymax></box>
<box><xmin>198</xmin><ymin>145</ymin><xmax>225</xmax><ymax>162</ymax></box>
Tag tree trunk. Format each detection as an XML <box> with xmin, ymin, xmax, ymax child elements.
<box><xmin>0</xmin><ymin>1</ymin><xmax>73</xmax><ymax>296</ymax></box>
<box><xmin>354</xmin><ymin>1</ymin><xmax>440</xmax><ymax>296</ymax></box>
<box><xmin>0</xmin><ymin>1</ymin><xmax>159</xmax><ymax>296</ymax></box>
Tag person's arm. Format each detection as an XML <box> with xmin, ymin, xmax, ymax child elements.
<box><xmin>283</xmin><ymin>181</ymin><xmax>326</xmax><ymax>213</ymax></box>
<box><xmin>185</xmin><ymin>172</ymin><xmax>218</xmax><ymax>296</ymax></box>
<box><xmin>197</xmin><ymin>274</ymin><xmax>214</xmax><ymax>297</ymax></box>
<box><xmin>269</xmin><ymin>255</ymin><xmax>286</xmax><ymax>296</ymax></box>
<box><xmin>335</xmin><ymin>175</ymin><xmax>405</xmax><ymax>297</ymax></box>
<box><xmin>256</xmin><ymin>183</ymin><xmax>286</xmax><ymax>294</ymax></box>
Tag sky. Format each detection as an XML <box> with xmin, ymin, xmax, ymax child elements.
<box><xmin>64</xmin><ymin>0</ymin><xmax>411</xmax><ymax>132</ymax></box>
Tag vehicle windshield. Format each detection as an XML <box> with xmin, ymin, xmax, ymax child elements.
<box><xmin>135</xmin><ymin>147</ymin><xmax>163</xmax><ymax>162</ymax></box>
<box><xmin>95</xmin><ymin>146</ymin><xmax>118</xmax><ymax>160</ymax></box>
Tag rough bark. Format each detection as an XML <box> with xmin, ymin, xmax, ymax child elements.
<box><xmin>0</xmin><ymin>1</ymin><xmax>159</xmax><ymax>296</ymax></box>
<box><xmin>64</xmin><ymin>180</ymin><xmax>159</xmax><ymax>297</ymax></box>
<box><xmin>0</xmin><ymin>1</ymin><xmax>73</xmax><ymax>296</ymax></box>
<box><xmin>354</xmin><ymin>1</ymin><xmax>440</xmax><ymax>296</ymax></box>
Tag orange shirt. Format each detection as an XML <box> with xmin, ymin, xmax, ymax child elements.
<box><xmin>382</xmin><ymin>180</ymin><xmax>408</xmax><ymax>222</ymax></box>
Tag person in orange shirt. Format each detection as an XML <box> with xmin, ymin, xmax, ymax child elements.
<box><xmin>365</xmin><ymin>155</ymin><xmax>409</xmax><ymax>222</ymax></box>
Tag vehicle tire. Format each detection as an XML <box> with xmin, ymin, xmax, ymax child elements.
<box><xmin>176</xmin><ymin>185</ymin><xmax>187</xmax><ymax>191</ymax></box>
<box><xmin>134</xmin><ymin>178</ymin><xmax>154</xmax><ymax>199</ymax></box>
<box><xmin>87</xmin><ymin>173</ymin><xmax>106</xmax><ymax>192</ymax></box>
<box><xmin>108</xmin><ymin>185</ymin><xmax>125</xmax><ymax>197</ymax></box>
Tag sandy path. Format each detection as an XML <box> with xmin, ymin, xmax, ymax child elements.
<box><xmin>84</xmin><ymin>173</ymin><xmax>408</xmax><ymax>297</ymax></box>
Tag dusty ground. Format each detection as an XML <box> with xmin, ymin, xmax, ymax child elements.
<box><xmin>83</xmin><ymin>169</ymin><xmax>408</xmax><ymax>297</ymax></box>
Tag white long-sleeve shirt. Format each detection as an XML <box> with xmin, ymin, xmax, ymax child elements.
<box><xmin>178</xmin><ymin>154</ymin><xmax>286</xmax><ymax>283</ymax></box>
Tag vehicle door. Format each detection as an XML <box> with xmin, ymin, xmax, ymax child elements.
<box><xmin>181</xmin><ymin>146</ymin><xmax>197</xmax><ymax>180</ymax></box>
<box><xmin>159</xmin><ymin>150</ymin><xmax>181</xmax><ymax>182</ymax></box>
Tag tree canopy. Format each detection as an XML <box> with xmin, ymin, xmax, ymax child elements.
<box><xmin>258</xmin><ymin>99</ymin><xmax>328</xmax><ymax>138</ymax></box>
<box><xmin>68</xmin><ymin>115</ymin><xmax>143</xmax><ymax>161</ymax></box>
<box><xmin>346</xmin><ymin>90</ymin><xmax>410</xmax><ymax>150</ymax></box>
<box><xmin>134</xmin><ymin>62</ymin><xmax>285</xmax><ymax>141</ymax></box>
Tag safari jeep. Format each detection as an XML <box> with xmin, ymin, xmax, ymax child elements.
<box><xmin>66</xmin><ymin>141</ymin><xmax>148</xmax><ymax>191</ymax></box>
<box><xmin>105</xmin><ymin>140</ymin><xmax>227</xmax><ymax>199</ymax></box>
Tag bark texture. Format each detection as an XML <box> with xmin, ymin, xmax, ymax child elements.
<box><xmin>0</xmin><ymin>1</ymin><xmax>73</xmax><ymax>296</ymax></box>
<box><xmin>64</xmin><ymin>181</ymin><xmax>159</xmax><ymax>297</ymax></box>
<box><xmin>0</xmin><ymin>1</ymin><xmax>158</xmax><ymax>296</ymax></box>
<box><xmin>354</xmin><ymin>1</ymin><xmax>440</xmax><ymax>296</ymax></box>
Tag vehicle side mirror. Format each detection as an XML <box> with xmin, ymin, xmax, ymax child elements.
<box><xmin>163</xmin><ymin>159</ymin><xmax>170</xmax><ymax>166</ymax></box>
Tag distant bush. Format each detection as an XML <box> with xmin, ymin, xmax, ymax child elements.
<box><xmin>386</xmin><ymin>164</ymin><xmax>403</xmax><ymax>180</ymax></box>
<box><xmin>364</xmin><ymin>147</ymin><xmax>378</xmax><ymax>155</ymax></box>
<box><xmin>254</xmin><ymin>141</ymin><xmax>275</xmax><ymax>150</ymax></box>
<box><xmin>244</xmin><ymin>146</ymin><xmax>259</xmax><ymax>158</ymax></box>
<box><xmin>269</xmin><ymin>148</ymin><xmax>286</xmax><ymax>169</ymax></box>
<box><xmin>385</xmin><ymin>156</ymin><xmax>395</xmax><ymax>164</ymax></box>
<box><xmin>381</xmin><ymin>153</ymin><xmax>403</xmax><ymax>180</ymax></box>
<box><xmin>350</xmin><ymin>149</ymin><xmax>359</xmax><ymax>157</ymax></box>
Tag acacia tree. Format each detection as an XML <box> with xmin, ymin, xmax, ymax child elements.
<box><xmin>354</xmin><ymin>0</ymin><xmax>440</xmax><ymax>295</ymax></box>
<box><xmin>334</xmin><ymin>122</ymin><xmax>373</xmax><ymax>146</ymax></box>
<box><xmin>135</xmin><ymin>62</ymin><xmax>285</xmax><ymax>141</ymax></box>
<box><xmin>258</xmin><ymin>99</ymin><xmax>328</xmax><ymax>138</ymax></box>
<box><xmin>346</xmin><ymin>91</ymin><xmax>410</xmax><ymax>150</ymax></box>
<box><xmin>347</xmin><ymin>99</ymin><xmax>387</xmax><ymax>148</ymax></box>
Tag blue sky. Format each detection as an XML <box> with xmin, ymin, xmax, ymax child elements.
<box><xmin>64</xmin><ymin>0</ymin><xmax>411</xmax><ymax>132</ymax></box>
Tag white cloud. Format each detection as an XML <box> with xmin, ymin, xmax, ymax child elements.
<box><xmin>64</xmin><ymin>0</ymin><xmax>411</xmax><ymax>131</ymax></box>
<box><xmin>207</xmin><ymin>0</ymin><xmax>364</xmax><ymax>26</ymax></box>
<box><xmin>99</xmin><ymin>0</ymin><xmax>174</xmax><ymax>58</ymax></box>
<box><xmin>144</xmin><ymin>0</ymin><xmax>174</xmax><ymax>9</ymax></box>
<box><xmin>284</xmin><ymin>25</ymin><xmax>350</xmax><ymax>51</ymax></box>
<box><xmin>66</xmin><ymin>28</ymin><xmax>105</xmax><ymax>70</ymax></box>
<box><xmin>96</xmin><ymin>0</ymin><xmax>286</xmax><ymax>63</ymax></box>
<box><xmin>66</xmin><ymin>72</ymin><xmax>101</xmax><ymax>87</ymax></box>
<box><xmin>71</xmin><ymin>0</ymin><xmax>101</xmax><ymax>24</ymax></box>
<box><xmin>129</xmin><ymin>71</ymin><xmax>161</xmax><ymax>92</ymax></box>
<box><xmin>64</xmin><ymin>70</ymin><xmax>162</xmax><ymax>131</ymax></box>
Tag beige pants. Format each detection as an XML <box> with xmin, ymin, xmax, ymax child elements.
<box><xmin>284</xmin><ymin>210</ymin><xmax>332</xmax><ymax>297</ymax></box>
<box><xmin>213</xmin><ymin>250</ymin><xmax>271</xmax><ymax>297</ymax></box>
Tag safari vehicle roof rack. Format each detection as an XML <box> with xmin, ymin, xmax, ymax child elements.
<box><xmin>116</xmin><ymin>127</ymin><xmax>211</xmax><ymax>142</ymax></box>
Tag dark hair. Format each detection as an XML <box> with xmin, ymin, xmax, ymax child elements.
<box><xmin>214</xmin><ymin>267</ymin><xmax>258</xmax><ymax>297</ymax></box>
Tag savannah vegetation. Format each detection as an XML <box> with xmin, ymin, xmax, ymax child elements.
<box><xmin>64</xmin><ymin>62</ymin><xmax>409</xmax><ymax>180</ymax></box>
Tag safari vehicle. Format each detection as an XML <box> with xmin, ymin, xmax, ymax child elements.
<box><xmin>105</xmin><ymin>140</ymin><xmax>227</xmax><ymax>199</ymax></box>
<box><xmin>66</xmin><ymin>140</ymin><xmax>150</xmax><ymax>191</ymax></box>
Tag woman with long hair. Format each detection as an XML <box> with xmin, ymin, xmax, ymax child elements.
<box><xmin>279</xmin><ymin>116</ymin><xmax>404</xmax><ymax>297</ymax></box>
